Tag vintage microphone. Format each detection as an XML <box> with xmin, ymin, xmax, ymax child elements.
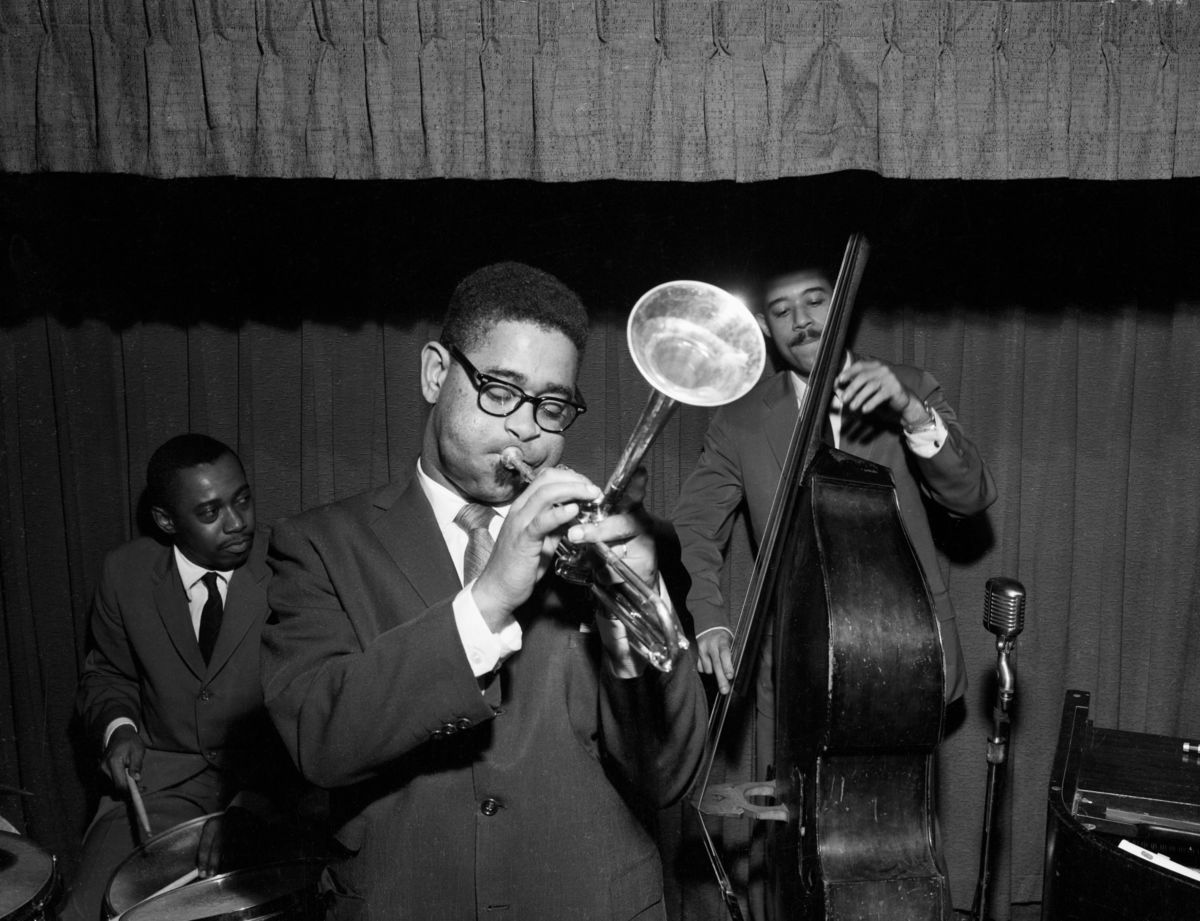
<box><xmin>972</xmin><ymin>576</ymin><xmax>1026</xmax><ymax>921</ymax></box>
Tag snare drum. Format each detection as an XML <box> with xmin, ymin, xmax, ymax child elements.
<box><xmin>104</xmin><ymin>814</ymin><xmax>220</xmax><ymax>919</ymax></box>
<box><xmin>118</xmin><ymin>861</ymin><xmax>321</xmax><ymax>921</ymax></box>
<box><xmin>0</xmin><ymin>830</ymin><xmax>57</xmax><ymax>921</ymax></box>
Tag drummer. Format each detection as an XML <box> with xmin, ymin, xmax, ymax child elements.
<box><xmin>60</xmin><ymin>434</ymin><xmax>312</xmax><ymax>921</ymax></box>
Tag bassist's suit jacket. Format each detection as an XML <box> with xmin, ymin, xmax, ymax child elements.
<box><xmin>673</xmin><ymin>360</ymin><xmax>997</xmax><ymax>703</ymax></box>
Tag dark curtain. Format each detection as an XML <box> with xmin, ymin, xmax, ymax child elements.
<box><xmin>2</xmin><ymin>173</ymin><xmax>1200</xmax><ymax>920</ymax></box>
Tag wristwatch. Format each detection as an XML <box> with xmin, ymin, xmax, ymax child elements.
<box><xmin>902</xmin><ymin>398</ymin><xmax>938</xmax><ymax>435</ymax></box>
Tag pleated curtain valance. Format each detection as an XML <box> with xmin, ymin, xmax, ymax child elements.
<box><xmin>2</xmin><ymin>0</ymin><xmax>1199</xmax><ymax>180</ymax></box>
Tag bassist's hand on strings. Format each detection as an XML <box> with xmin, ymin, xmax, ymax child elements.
<box><xmin>837</xmin><ymin>359</ymin><xmax>931</xmax><ymax>429</ymax></box>
<box><xmin>697</xmin><ymin>629</ymin><xmax>735</xmax><ymax>694</ymax></box>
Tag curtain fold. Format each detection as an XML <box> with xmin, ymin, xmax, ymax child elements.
<box><xmin>5</xmin><ymin>0</ymin><xmax>1200</xmax><ymax>178</ymax></box>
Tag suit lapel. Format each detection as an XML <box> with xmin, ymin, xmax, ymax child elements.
<box><xmin>763</xmin><ymin>372</ymin><xmax>799</xmax><ymax>471</ymax></box>
<box><xmin>205</xmin><ymin>533</ymin><xmax>271</xmax><ymax>676</ymax></box>
<box><xmin>371</xmin><ymin>478</ymin><xmax>461</xmax><ymax>609</ymax></box>
<box><xmin>151</xmin><ymin>547</ymin><xmax>207</xmax><ymax>679</ymax></box>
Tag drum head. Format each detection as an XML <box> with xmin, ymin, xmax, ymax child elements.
<box><xmin>105</xmin><ymin>813</ymin><xmax>218</xmax><ymax>918</ymax></box>
<box><xmin>0</xmin><ymin>831</ymin><xmax>56</xmax><ymax>921</ymax></box>
<box><xmin>119</xmin><ymin>861</ymin><xmax>321</xmax><ymax>921</ymax></box>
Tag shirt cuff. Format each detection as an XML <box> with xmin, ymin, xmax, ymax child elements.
<box><xmin>103</xmin><ymin>717</ymin><xmax>137</xmax><ymax>750</ymax></box>
<box><xmin>905</xmin><ymin>406</ymin><xmax>948</xmax><ymax>458</ymax></box>
<box><xmin>696</xmin><ymin>625</ymin><xmax>734</xmax><ymax>639</ymax></box>
<box><xmin>454</xmin><ymin>582</ymin><xmax>523</xmax><ymax>678</ymax></box>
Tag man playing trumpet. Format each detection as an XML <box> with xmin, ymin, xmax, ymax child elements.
<box><xmin>261</xmin><ymin>261</ymin><xmax>708</xmax><ymax>920</ymax></box>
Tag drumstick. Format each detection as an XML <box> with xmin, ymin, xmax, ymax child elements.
<box><xmin>124</xmin><ymin>769</ymin><xmax>152</xmax><ymax>839</ymax></box>
<box><xmin>107</xmin><ymin>868</ymin><xmax>201</xmax><ymax>921</ymax></box>
<box><xmin>143</xmin><ymin>867</ymin><xmax>201</xmax><ymax>901</ymax></box>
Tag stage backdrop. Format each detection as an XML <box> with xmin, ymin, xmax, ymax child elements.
<box><xmin>2</xmin><ymin>175</ymin><xmax>1200</xmax><ymax>920</ymax></box>
<box><xmin>3</xmin><ymin>0</ymin><xmax>1200</xmax><ymax>179</ymax></box>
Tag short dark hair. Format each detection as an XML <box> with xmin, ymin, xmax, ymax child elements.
<box><xmin>146</xmin><ymin>434</ymin><xmax>240</xmax><ymax>510</ymax></box>
<box><xmin>754</xmin><ymin>265</ymin><xmax>835</xmax><ymax>312</ymax></box>
<box><xmin>440</xmin><ymin>262</ymin><xmax>589</xmax><ymax>356</ymax></box>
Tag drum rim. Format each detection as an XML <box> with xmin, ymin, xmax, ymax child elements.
<box><xmin>103</xmin><ymin>812</ymin><xmax>223</xmax><ymax>917</ymax></box>
<box><xmin>116</xmin><ymin>858</ymin><xmax>321</xmax><ymax>921</ymax></box>
<box><xmin>0</xmin><ymin>829</ymin><xmax>58</xmax><ymax>920</ymax></box>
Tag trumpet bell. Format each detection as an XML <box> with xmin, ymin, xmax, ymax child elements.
<box><xmin>628</xmin><ymin>281</ymin><xmax>765</xmax><ymax>408</ymax></box>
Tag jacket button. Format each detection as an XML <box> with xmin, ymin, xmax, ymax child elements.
<box><xmin>480</xmin><ymin>797</ymin><xmax>501</xmax><ymax>816</ymax></box>
<box><xmin>199</xmin><ymin>689</ymin><xmax>212</xmax><ymax>702</ymax></box>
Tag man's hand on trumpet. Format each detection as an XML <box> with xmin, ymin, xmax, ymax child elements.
<box><xmin>471</xmin><ymin>465</ymin><xmax>602</xmax><ymax>633</ymax></box>
<box><xmin>568</xmin><ymin>469</ymin><xmax>660</xmax><ymax>678</ymax></box>
<box><xmin>479</xmin><ymin>454</ymin><xmax>666</xmax><ymax>676</ymax></box>
<box><xmin>572</xmin><ymin>468</ymin><xmax>659</xmax><ymax>587</ymax></box>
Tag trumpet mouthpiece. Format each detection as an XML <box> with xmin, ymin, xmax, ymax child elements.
<box><xmin>500</xmin><ymin>446</ymin><xmax>535</xmax><ymax>483</ymax></box>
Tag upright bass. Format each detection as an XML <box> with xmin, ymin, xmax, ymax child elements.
<box><xmin>694</xmin><ymin>234</ymin><xmax>951</xmax><ymax>921</ymax></box>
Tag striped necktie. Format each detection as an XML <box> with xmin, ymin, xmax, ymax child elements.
<box><xmin>454</xmin><ymin>503</ymin><xmax>497</xmax><ymax>584</ymax></box>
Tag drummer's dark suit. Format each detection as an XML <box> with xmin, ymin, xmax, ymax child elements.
<box><xmin>61</xmin><ymin>530</ymin><xmax>293</xmax><ymax>921</ymax></box>
<box><xmin>260</xmin><ymin>474</ymin><xmax>707</xmax><ymax>921</ymax></box>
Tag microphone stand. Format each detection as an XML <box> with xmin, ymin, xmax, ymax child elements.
<box><xmin>971</xmin><ymin>631</ymin><xmax>1015</xmax><ymax>921</ymax></box>
<box><xmin>972</xmin><ymin>576</ymin><xmax>1024</xmax><ymax>921</ymax></box>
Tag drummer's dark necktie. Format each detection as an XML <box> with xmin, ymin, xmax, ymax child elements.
<box><xmin>197</xmin><ymin>571</ymin><xmax>223</xmax><ymax>664</ymax></box>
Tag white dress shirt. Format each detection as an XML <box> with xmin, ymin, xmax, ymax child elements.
<box><xmin>416</xmin><ymin>460</ymin><xmax>523</xmax><ymax>678</ymax></box>
<box><xmin>174</xmin><ymin>547</ymin><xmax>233</xmax><ymax>638</ymax></box>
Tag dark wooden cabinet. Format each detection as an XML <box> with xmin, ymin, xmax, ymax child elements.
<box><xmin>1042</xmin><ymin>690</ymin><xmax>1200</xmax><ymax>921</ymax></box>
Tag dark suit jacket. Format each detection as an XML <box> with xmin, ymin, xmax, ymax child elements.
<box><xmin>260</xmin><ymin>474</ymin><xmax>708</xmax><ymax>921</ymax></box>
<box><xmin>76</xmin><ymin>530</ymin><xmax>288</xmax><ymax>797</ymax></box>
<box><xmin>673</xmin><ymin>361</ymin><xmax>997</xmax><ymax>702</ymax></box>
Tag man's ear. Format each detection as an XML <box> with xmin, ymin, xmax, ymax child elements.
<box><xmin>150</xmin><ymin>506</ymin><xmax>176</xmax><ymax>536</ymax></box>
<box><xmin>420</xmin><ymin>341</ymin><xmax>451</xmax><ymax>405</ymax></box>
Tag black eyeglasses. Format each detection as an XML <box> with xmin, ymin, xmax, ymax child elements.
<box><xmin>445</xmin><ymin>343</ymin><xmax>587</xmax><ymax>434</ymax></box>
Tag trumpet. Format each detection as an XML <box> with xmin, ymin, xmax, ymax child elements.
<box><xmin>502</xmin><ymin>280</ymin><xmax>765</xmax><ymax>672</ymax></box>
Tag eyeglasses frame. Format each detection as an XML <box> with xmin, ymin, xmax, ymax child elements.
<box><xmin>444</xmin><ymin>342</ymin><xmax>588</xmax><ymax>433</ymax></box>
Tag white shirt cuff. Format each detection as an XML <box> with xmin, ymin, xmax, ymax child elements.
<box><xmin>696</xmin><ymin>625</ymin><xmax>734</xmax><ymax>639</ymax></box>
<box><xmin>103</xmin><ymin>717</ymin><xmax>137</xmax><ymax>749</ymax></box>
<box><xmin>905</xmin><ymin>406</ymin><xmax>948</xmax><ymax>458</ymax></box>
<box><xmin>454</xmin><ymin>582</ymin><xmax>523</xmax><ymax>678</ymax></box>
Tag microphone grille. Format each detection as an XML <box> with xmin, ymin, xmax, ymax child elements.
<box><xmin>983</xmin><ymin>576</ymin><xmax>1026</xmax><ymax>637</ymax></box>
